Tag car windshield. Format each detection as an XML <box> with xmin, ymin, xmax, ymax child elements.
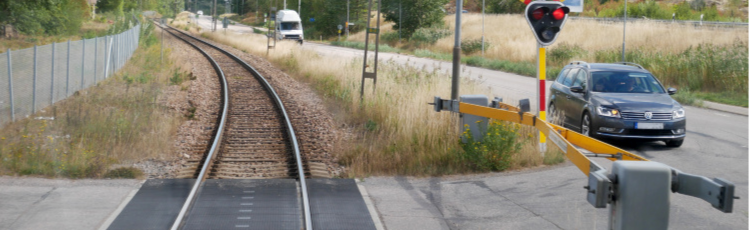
<box><xmin>591</xmin><ymin>71</ymin><xmax>665</xmax><ymax>93</ymax></box>
<box><xmin>280</xmin><ymin>22</ymin><xmax>300</xmax><ymax>30</ymax></box>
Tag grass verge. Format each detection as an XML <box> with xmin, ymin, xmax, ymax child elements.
<box><xmin>0</xmin><ymin>22</ymin><xmax>187</xmax><ymax>178</ymax></box>
<box><xmin>200</xmin><ymin>30</ymin><xmax>567</xmax><ymax>177</ymax></box>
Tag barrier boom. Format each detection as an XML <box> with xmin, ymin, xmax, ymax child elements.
<box><xmin>434</xmin><ymin>96</ymin><xmax>737</xmax><ymax>228</ymax></box>
<box><xmin>457</xmin><ymin>101</ymin><xmax>646</xmax><ymax>176</ymax></box>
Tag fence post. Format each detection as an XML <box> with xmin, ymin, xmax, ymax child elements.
<box><xmin>114</xmin><ymin>35</ymin><xmax>118</xmax><ymax>71</ymax></box>
<box><xmin>94</xmin><ymin>37</ymin><xmax>98</xmax><ymax>84</ymax></box>
<box><xmin>32</xmin><ymin>45</ymin><xmax>37</xmax><ymax>114</ymax></box>
<box><xmin>103</xmin><ymin>36</ymin><xmax>108</xmax><ymax>80</ymax></box>
<box><xmin>7</xmin><ymin>49</ymin><xmax>14</xmax><ymax>122</ymax></box>
<box><xmin>81</xmin><ymin>39</ymin><xmax>85</xmax><ymax>90</ymax></box>
<box><xmin>51</xmin><ymin>43</ymin><xmax>55</xmax><ymax>104</ymax></box>
<box><xmin>66</xmin><ymin>40</ymin><xmax>70</xmax><ymax>96</ymax></box>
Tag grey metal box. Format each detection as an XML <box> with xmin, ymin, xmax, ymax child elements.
<box><xmin>610</xmin><ymin>161</ymin><xmax>671</xmax><ymax>230</ymax></box>
<box><xmin>460</xmin><ymin>95</ymin><xmax>489</xmax><ymax>143</ymax></box>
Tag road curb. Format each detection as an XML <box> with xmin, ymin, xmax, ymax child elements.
<box><xmin>701</xmin><ymin>100</ymin><xmax>748</xmax><ymax>116</ymax></box>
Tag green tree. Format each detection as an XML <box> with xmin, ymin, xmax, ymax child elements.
<box><xmin>97</xmin><ymin>0</ymin><xmax>125</xmax><ymax>15</ymax></box>
<box><xmin>380</xmin><ymin>0</ymin><xmax>450</xmax><ymax>38</ymax></box>
<box><xmin>672</xmin><ymin>2</ymin><xmax>693</xmax><ymax>20</ymax></box>
<box><xmin>296</xmin><ymin>0</ymin><xmax>368</xmax><ymax>39</ymax></box>
<box><xmin>0</xmin><ymin>0</ymin><xmax>89</xmax><ymax>36</ymax></box>
<box><xmin>486</xmin><ymin>0</ymin><xmax>526</xmax><ymax>14</ymax></box>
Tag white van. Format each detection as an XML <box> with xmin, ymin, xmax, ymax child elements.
<box><xmin>275</xmin><ymin>10</ymin><xmax>304</xmax><ymax>44</ymax></box>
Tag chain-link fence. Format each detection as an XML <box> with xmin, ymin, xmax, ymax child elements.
<box><xmin>0</xmin><ymin>24</ymin><xmax>141</xmax><ymax>127</ymax></box>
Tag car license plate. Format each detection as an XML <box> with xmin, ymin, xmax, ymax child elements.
<box><xmin>635</xmin><ymin>122</ymin><xmax>663</xmax><ymax>130</ymax></box>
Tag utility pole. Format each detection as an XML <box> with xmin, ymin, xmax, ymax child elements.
<box><xmin>482</xmin><ymin>0</ymin><xmax>485</xmax><ymax>56</ymax></box>
<box><xmin>213</xmin><ymin>0</ymin><xmax>218</xmax><ymax>31</ymax></box>
<box><xmin>451</xmin><ymin>0</ymin><xmax>463</xmax><ymax>100</ymax></box>
<box><xmin>622</xmin><ymin>0</ymin><xmax>627</xmax><ymax>62</ymax></box>
<box><xmin>346</xmin><ymin>0</ymin><xmax>350</xmax><ymax>37</ymax></box>
<box><xmin>399</xmin><ymin>1</ymin><xmax>402</xmax><ymax>42</ymax></box>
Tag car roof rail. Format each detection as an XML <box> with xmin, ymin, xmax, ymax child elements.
<box><xmin>613</xmin><ymin>62</ymin><xmax>644</xmax><ymax>69</ymax></box>
<box><xmin>568</xmin><ymin>61</ymin><xmax>590</xmax><ymax>69</ymax></box>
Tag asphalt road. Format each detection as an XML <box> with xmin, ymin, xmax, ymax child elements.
<box><xmin>193</xmin><ymin>15</ymin><xmax>748</xmax><ymax>229</ymax></box>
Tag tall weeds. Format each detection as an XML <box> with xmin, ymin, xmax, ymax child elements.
<box><xmin>0</xmin><ymin>23</ymin><xmax>186</xmax><ymax>178</ymax></box>
<box><xmin>201</xmin><ymin>31</ymin><xmax>563</xmax><ymax>176</ymax></box>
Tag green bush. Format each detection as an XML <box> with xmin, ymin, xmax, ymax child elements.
<box><xmin>380</xmin><ymin>31</ymin><xmax>401</xmax><ymax>44</ymax></box>
<box><xmin>459</xmin><ymin>121</ymin><xmax>523</xmax><ymax>172</ymax></box>
<box><xmin>594</xmin><ymin>41</ymin><xmax>748</xmax><ymax>97</ymax></box>
<box><xmin>461</xmin><ymin>38</ymin><xmax>490</xmax><ymax>55</ymax></box>
<box><xmin>548</xmin><ymin>42</ymin><xmax>587</xmax><ymax>66</ymax></box>
<box><xmin>409</xmin><ymin>26</ymin><xmax>452</xmax><ymax>48</ymax></box>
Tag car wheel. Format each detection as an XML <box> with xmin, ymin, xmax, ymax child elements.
<box><xmin>547</xmin><ymin>104</ymin><xmax>563</xmax><ymax>126</ymax></box>
<box><xmin>581</xmin><ymin>112</ymin><xmax>596</xmax><ymax>138</ymax></box>
<box><xmin>548</xmin><ymin>104</ymin><xmax>557</xmax><ymax>123</ymax></box>
<box><xmin>665</xmin><ymin>139</ymin><xmax>683</xmax><ymax>147</ymax></box>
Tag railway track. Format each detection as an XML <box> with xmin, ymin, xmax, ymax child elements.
<box><xmin>153</xmin><ymin>22</ymin><xmax>312</xmax><ymax>230</ymax></box>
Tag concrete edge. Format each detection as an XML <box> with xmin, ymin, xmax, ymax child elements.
<box><xmin>700</xmin><ymin>100</ymin><xmax>748</xmax><ymax>116</ymax></box>
<box><xmin>97</xmin><ymin>182</ymin><xmax>143</xmax><ymax>230</ymax></box>
<box><xmin>356</xmin><ymin>179</ymin><xmax>386</xmax><ymax>230</ymax></box>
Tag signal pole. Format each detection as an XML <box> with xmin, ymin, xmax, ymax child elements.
<box><xmin>537</xmin><ymin>43</ymin><xmax>546</xmax><ymax>153</ymax></box>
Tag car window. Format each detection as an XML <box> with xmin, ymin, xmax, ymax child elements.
<box><xmin>556</xmin><ymin>69</ymin><xmax>570</xmax><ymax>84</ymax></box>
<box><xmin>281</xmin><ymin>22</ymin><xmax>300</xmax><ymax>30</ymax></box>
<box><xmin>572</xmin><ymin>70</ymin><xmax>586</xmax><ymax>90</ymax></box>
<box><xmin>591</xmin><ymin>72</ymin><xmax>614</xmax><ymax>92</ymax></box>
<box><xmin>594</xmin><ymin>71</ymin><xmax>666</xmax><ymax>93</ymax></box>
<box><xmin>562</xmin><ymin>69</ymin><xmax>577</xmax><ymax>87</ymax></box>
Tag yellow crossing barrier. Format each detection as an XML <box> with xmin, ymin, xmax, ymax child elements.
<box><xmin>436</xmin><ymin>96</ymin><xmax>736</xmax><ymax>227</ymax></box>
<box><xmin>457</xmin><ymin>101</ymin><xmax>647</xmax><ymax>176</ymax></box>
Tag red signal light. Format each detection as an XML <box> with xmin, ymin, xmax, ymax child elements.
<box><xmin>552</xmin><ymin>8</ymin><xmax>566</xmax><ymax>20</ymax></box>
<box><xmin>532</xmin><ymin>8</ymin><xmax>545</xmax><ymax>20</ymax></box>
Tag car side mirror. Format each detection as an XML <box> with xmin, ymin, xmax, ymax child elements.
<box><xmin>570</xmin><ymin>86</ymin><xmax>584</xmax><ymax>93</ymax></box>
<box><xmin>668</xmin><ymin>87</ymin><xmax>677</xmax><ymax>95</ymax></box>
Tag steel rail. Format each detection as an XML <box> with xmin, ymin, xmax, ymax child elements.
<box><xmin>151</xmin><ymin>21</ymin><xmax>230</xmax><ymax>230</ymax></box>
<box><xmin>155</xmin><ymin>21</ymin><xmax>312</xmax><ymax>230</ymax></box>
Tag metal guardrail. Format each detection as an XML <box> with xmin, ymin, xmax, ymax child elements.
<box><xmin>569</xmin><ymin>16</ymin><xmax>749</xmax><ymax>28</ymax></box>
<box><xmin>154</xmin><ymin>21</ymin><xmax>312</xmax><ymax>230</ymax></box>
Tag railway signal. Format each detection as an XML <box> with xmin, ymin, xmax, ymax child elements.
<box><xmin>524</xmin><ymin>2</ymin><xmax>569</xmax><ymax>46</ymax></box>
<box><xmin>524</xmin><ymin>2</ymin><xmax>569</xmax><ymax>153</ymax></box>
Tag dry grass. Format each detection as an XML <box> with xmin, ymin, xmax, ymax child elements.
<box><xmin>0</xmin><ymin>25</ymin><xmax>187</xmax><ymax>178</ymax></box>
<box><xmin>348</xmin><ymin>14</ymin><xmax>748</xmax><ymax>63</ymax></box>
<box><xmin>170</xmin><ymin>12</ymin><xmax>203</xmax><ymax>34</ymax></box>
<box><xmin>440</xmin><ymin>14</ymin><xmax>747</xmax><ymax>62</ymax></box>
<box><xmin>201</xmin><ymin>30</ymin><xmax>563</xmax><ymax>176</ymax></box>
<box><xmin>80</xmin><ymin>21</ymin><xmax>111</xmax><ymax>32</ymax></box>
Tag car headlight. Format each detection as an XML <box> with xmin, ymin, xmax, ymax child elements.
<box><xmin>597</xmin><ymin>106</ymin><xmax>620</xmax><ymax>118</ymax></box>
<box><xmin>673</xmin><ymin>108</ymin><xmax>685</xmax><ymax>119</ymax></box>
